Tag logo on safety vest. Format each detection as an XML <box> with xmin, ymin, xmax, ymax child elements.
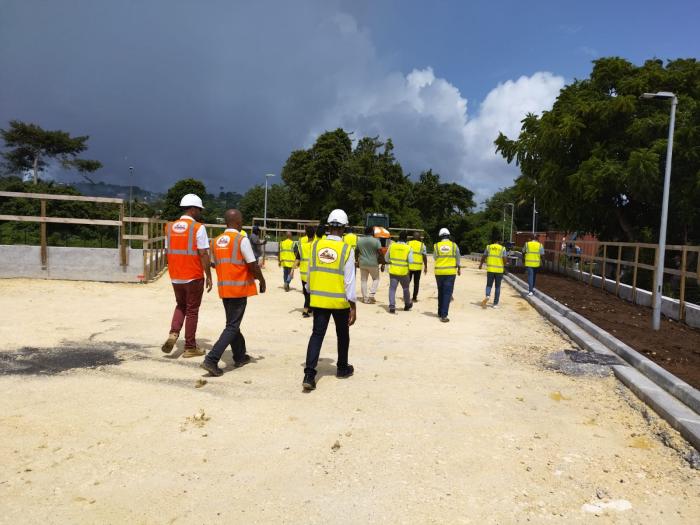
<box><xmin>216</xmin><ymin>235</ymin><xmax>230</xmax><ymax>248</ymax></box>
<box><xmin>318</xmin><ymin>247</ymin><xmax>338</xmax><ymax>264</ymax></box>
<box><xmin>439</xmin><ymin>244</ymin><xmax>451</xmax><ymax>254</ymax></box>
<box><xmin>172</xmin><ymin>221</ymin><xmax>188</xmax><ymax>234</ymax></box>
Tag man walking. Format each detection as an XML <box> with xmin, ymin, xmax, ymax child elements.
<box><xmin>523</xmin><ymin>234</ymin><xmax>544</xmax><ymax>295</ymax></box>
<box><xmin>278</xmin><ymin>231</ymin><xmax>296</xmax><ymax>291</ymax></box>
<box><xmin>387</xmin><ymin>230</ymin><xmax>413</xmax><ymax>314</ymax></box>
<box><xmin>200</xmin><ymin>209</ymin><xmax>266</xmax><ymax>376</ymax></box>
<box><xmin>303</xmin><ymin>209</ymin><xmax>356</xmax><ymax>391</ymax></box>
<box><xmin>357</xmin><ymin>225</ymin><xmax>382</xmax><ymax>304</ymax></box>
<box><xmin>408</xmin><ymin>231</ymin><xmax>427</xmax><ymax>302</ymax></box>
<box><xmin>479</xmin><ymin>233</ymin><xmax>507</xmax><ymax>308</ymax></box>
<box><xmin>161</xmin><ymin>194</ymin><xmax>212</xmax><ymax>357</ymax></box>
<box><xmin>249</xmin><ymin>225</ymin><xmax>266</xmax><ymax>267</ymax></box>
<box><xmin>433</xmin><ymin>228</ymin><xmax>461</xmax><ymax>323</ymax></box>
<box><xmin>295</xmin><ymin>225</ymin><xmax>316</xmax><ymax>318</ymax></box>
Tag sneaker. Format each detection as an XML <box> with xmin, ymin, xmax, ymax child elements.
<box><xmin>302</xmin><ymin>311</ymin><xmax>311</xmax><ymax>318</ymax></box>
<box><xmin>302</xmin><ymin>371</ymin><xmax>316</xmax><ymax>391</ymax></box>
<box><xmin>284</xmin><ymin>283</ymin><xmax>290</xmax><ymax>292</ymax></box>
<box><xmin>480</xmin><ymin>297</ymin><xmax>488</xmax><ymax>309</ymax></box>
<box><xmin>336</xmin><ymin>364</ymin><xmax>354</xmax><ymax>378</ymax></box>
<box><xmin>440</xmin><ymin>317</ymin><xmax>450</xmax><ymax>323</ymax></box>
<box><xmin>368</xmin><ymin>297</ymin><xmax>376</xmax><ymax>304</ymax></box>
<box><xmin>233</xmin><ymin>354</ymin><xmax>251</xmax><ymax>368</ymax></box>
<box><xmin>527</xmin><ymin>292</ymin><xmax>534</xmax><ymax>297</ymax></box>
<box><xmin>161</xmin><ymin>332</ymin><xmax>178</xmax><ymax>354</ymax></box>
<box><xmin>404</xmin><ymin>303</ymin><xmax>413</xmax><ymax>311</ymax></box>
<box><xmin>492</xmin><ymin>304</ymin><xmax>500</xmax><ymax>309</ymax></box>
<box><xmin>183</xmin><ymin>346</ymin><xmax>205</xmax><ymax>358</ymax></box>
<box><xmin>389</xmin><ymin>306</ymin><xmax>396</xmax><ymax>314</ymax></box>
<box><xmin>412</xmin><ymin>298</ymin><xmax>419</xmax><ymax>303</ymax></box>
<box><xmin>200</xmin><ymin>360</ymin><xmax>223</xmax><ymax>377</ymax></box>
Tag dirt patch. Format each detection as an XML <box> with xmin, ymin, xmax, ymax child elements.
<box><xmin>529</xmin><ymin>272</ymin><xmax>700</xmax><ymax>389</ymax></box>
<box><xmin>0</xmin><ymin>342</ymin><xmax>142</xmax><ymax>375</ymax></box>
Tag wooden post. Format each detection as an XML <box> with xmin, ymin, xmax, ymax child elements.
<box><xmin>40</xmin><ymin>199</ymin><xmax>47</xmax><ymax>268</ymax></box>
<box><xmin>632</xmin><ymin>245</ymin><xmax>639</xmax><ymax>302</ymax></box>
<box><xmin>119</xmin><ymin>203</ymin><xmax>127</xmax><ymax>267</ymax></box>
<box><xmin>679</xmin><ymin>246</ymin><xmax>687</xmax><ymax>321</ymax></box>
<box><xmin>142</xmin><ymin>222</ymin><xmax>149</xmax><ymax>281</ymax></box>
<box><xmin>615</xmin><ymin>245</ymin><xmax>622</xmax><ymax>297</ymax></box>
<box><xmin>601</xmin><ymin>244</ymin><xmax>607</xmax><ymax>289</ymax></box>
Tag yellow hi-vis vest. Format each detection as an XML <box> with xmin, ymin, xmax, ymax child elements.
<box><xmin>343</xmin><ymin>232</ymin><xmax>358</xmax><ymax>249</ymax></box>
<box><xmin>433</xmin><ymin>240</ymin><xmax>458</xmax><ymax>276</ymax></box>
<box><xmin>408</xmin><ymin>240</ymin><xmax>424</xmax><ymax>271</ymax></box>
<box><xmin>524</xmin><ymin>240</ymin><xmax>542</xmax><ymax>268</ymax></box>
<box><xmin>299</xmin><ymin>239</ymin><xmax>312</xmax><ymax>282</ymax></box>
<box><xmin>279</xmin><ymin>239</ymin><xmax>296</xmax><ymax>268</ymax></box>
<box><xmin>486</xmin><ymin>243</ymin><xmax>506</xmax><ymax>274</ymax></box>
<box><xmin>308</xmin><ymin>239</ymin><xmax>351</xmax><ymax>309</ymax></box>
<box><xmin>388</xmin><ymin>242</ymin><xmax>411</xmax><ymax>276</ymax></box>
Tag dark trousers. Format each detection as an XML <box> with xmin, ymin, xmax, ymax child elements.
<box><xmin>485</xmin><ymin>272</ymin><xmax>504</xmax><ymax>305</ymax></box>
<box><xmin>283</xmin><ymin>266</ymin><xmax>293</xmax><ymax>284</ymax></box>
<box><xmin>305</xmin><ymin>307</ymin><xmax>350</xmax><ymax>375</ymax></box>
<box><xmin>436</xmin><ymin>275</ymin><xmax>456</xmax><ymax>318</ymax></box>
<box><xmin>409</xmin><ymin>270</ymin><xmax>422</xmax><ymax>300</ymax></box>
<box><xmin>301</xmin><ymin>280</ymin><xmax>311</xmax><ymax>310</ymax></box>
<box><xmin>170</xmin><ymin>279</ymin><xmax>204</xmax><ymax>348</ymax></box>
<box><xmin>205</xmin><ymin>297</ymin><xmax>248</xmax><ymax>365</ymax></box>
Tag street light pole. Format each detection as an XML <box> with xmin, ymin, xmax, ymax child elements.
<box><xmin>263</xmin><ymin>173</ymin><xmax>275</xmax><ymax>236</ymax></box>
<box><xmin>506</xmin><ymin>202</ymin><xmax>515</xmax><ymax>243</ymax></box>
<box><xmin>128</xmin><ymin>166</ymin><xmax>134</xmax><ymax>248</ymax></box>
<box><xmin>531</xmin><ymin>196</ymin><xmax>537</xmax><ymax>235</ymax></box>
<box><xmin>641</xmin><ymin>92</ymin><xmax>677</xmax><ymax>330</ymax></box>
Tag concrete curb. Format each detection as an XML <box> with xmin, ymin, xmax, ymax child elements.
<box><xmin>503</xmin><ymin>272</ymin><xmax>700</xmax><ymax>451</ymax></box>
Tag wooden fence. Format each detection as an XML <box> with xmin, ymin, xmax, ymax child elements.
<box><xmin>538</xmin><ymin>238</ymin><xmax>700</xmax><ymax>321</ymax></box>
<box><xmin>250</xmin><ymin>216</ymin><xmax>424</xmax><ymax>239</ymax></box>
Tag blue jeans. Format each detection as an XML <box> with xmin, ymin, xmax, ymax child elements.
<box><xmin>436</xmin><ymin>275</ymin><xmax>456</xmax><ymax>318</ymax></box>
<box><xmin>283</xmin><ymin>266</ymin><xmax>293</xmax><ymax>284</ymax></box>
<box><xmin>526</xmin><ymin>267</ymin><xmax>538</xmax><ymax>292</ymax></box>
<box><xmin>485</xmin><ymin>273</ymin><xmax>503</xmax><ymax>305</ymax></box>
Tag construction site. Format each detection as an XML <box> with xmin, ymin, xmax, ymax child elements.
<box><xmin>1</xmin><ymin>190</ymin><xmax>700</xmax><ymax>524</ymax></box>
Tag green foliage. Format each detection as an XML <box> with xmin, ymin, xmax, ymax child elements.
<box><xmin>495</xmin><ymin>57</ymin><xmax>700</xmax><ymax>242</ymax></box>
<box><xmin>1</xmin><ymin>120</ymin><xmax>103</xmax><ymax>184</ymax></box>
<box><xmin>239</xmin><ymin>184</ymin><xmax>295</xmax><ymax>223</ymax></box>
<box><xmin>160</xmin><ymin>178</ymin><xmax>209</xmax><ymax>221</ymax></box>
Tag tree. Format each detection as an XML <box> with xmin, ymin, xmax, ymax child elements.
<box><xmin>161</xmin><ymin>178</ymin><xmax>210</xmax><ymax>221</ymax></box>
<box><xmin>1</xmin><ymin>120</ymin><xmax>103</xmax><ymax>184</ymax></box>
<box><xmin>495</xmin><ymin>57</ymin><xmax>700</xmax><ymax>242</ymax></box>
<box><xmin>239</xmin><ymin>183</ymin><xmax>295</xmax><ymax>224</ymax></box>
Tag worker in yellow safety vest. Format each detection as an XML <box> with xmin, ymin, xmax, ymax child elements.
<box><xmin>343</xmin><ymin>228</ymin><xmax>358</xmax><ymax>251</ymax></box>
<box><xmin>433</xmin><ymin>228</ymin><xmax>461</xmax><ymax>323</ymax></box>
<box><xmin>408</xmin><ymin>231</ymin><xmax>427</xmax><ymax>302</ymax></box>
<box><xmin>387</xmin><ymin>230</ymin><xmax>413</xmax><ymax>314</ymax></box>
<box><xmin>478</xmin><ymin>231</ymin><xmax>507</xmax><ymax>309</ymax></box>
<box><xmin>278</xmin><ymin>231</ymin><xmax>296</xmax><ymax>291</ymax></box>
<box><xmin>522</xmin><ymin>234</ymin><xmax>544</xmax><ymax>296</ymax></box>
<box><xmin>303</xmin><ymin>209</ymin><xmax>356</xmax><ymax>391</ymax></box>
<box><xmin>200</xmin><ymin>209</ymin><xmax>266</xmax><ymax>377</ymax></box>
<box><xmin>295</xmin><ymin>224</ymin><xmax>316</xmax><ymax>318</ymax></box>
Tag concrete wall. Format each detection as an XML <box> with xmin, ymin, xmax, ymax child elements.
<box><xmin>543</xmin><ymin>260</ymin><xmax>700</xmax><ymax>330</ymax></box>
<box><xmin>0</xmin><ymin>245</ymin><xmax>145</xmax><ymax>283</ymax></box>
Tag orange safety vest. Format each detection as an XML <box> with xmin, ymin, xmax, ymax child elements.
<box><xmin>212</xmin><ymin>231</ymin><xmax>258</xmax><ymax>298</ymax></box>
<box><xmin>166</xmin><ymin>218</ymin><xmax>204</xmax><ymax>282</ymax></box>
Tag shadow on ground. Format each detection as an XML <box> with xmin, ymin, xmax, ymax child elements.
<box><xmin>0</xmin><ymin>341</ymin><xmax>147</xmax><ymax>376</ymax></box>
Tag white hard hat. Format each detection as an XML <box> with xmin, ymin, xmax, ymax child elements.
<box><xmin>327</xmin><ymin>209</ymin><xmax>349</xmax><ymax>226</ymax></box>
<box><xmin>180</xmin><ymin>194</ymin><xmax>204</xmax><ymax>209</ymax></box>
<box><xmin>439</xmin><ymin>227</ymin><xmax>450</xmax><ymax>237</ymax></box>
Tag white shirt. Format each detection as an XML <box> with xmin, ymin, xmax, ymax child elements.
<box><xmin>305</xmin><ymin>234</ymin><xmax>357</xmax><ymax>303</ymax></box>
<box><xmin>169</xmin><ymin>215</ymin><xmax>210</xmax><ymax>284</ymax></box>
<box><xmin>224</xmin><ymin>228</ymin><xmax>257</xmax><ymax>263</ymax></box>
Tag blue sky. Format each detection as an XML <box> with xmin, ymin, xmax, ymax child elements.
<box><xmin>0</xmin><ymin>0</ymin><xmax>698</xmax><ymax>202</ymax></box>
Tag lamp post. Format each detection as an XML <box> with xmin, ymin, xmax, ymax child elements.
<box><xmin>531</xmin><ymin>196</ymin><xmax>537</xmax><ymax>235</ymax></box>
<box><xmin>505</xmin><ymin>202</ymin><xmax>515</xmax><ymax>243</ymax></box>
<box><xmin>128</xmin><ymin>166</ymin><xmax>134</xmax><ymax>248</ymax></box>
<box><xmin>263</xmin><ymin>173</ymin><xmax>275</xmax><ymax>237</ymax></box>
<box><xmin>640</xmin><ymin>91</ymin><xmax>677</xmax><ymax>331</ymax></box>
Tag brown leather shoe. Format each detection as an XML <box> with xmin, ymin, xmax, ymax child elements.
<box><xmin>161</xmin><ymin>333</ymin><xmax>178</xmax><ymax>354</ymax></box>
<box><xmin>183</xmin><ymin>346</ymin><xmax>205</xmax><ymax>358</ymax></box>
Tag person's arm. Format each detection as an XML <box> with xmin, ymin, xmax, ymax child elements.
<box><xmin>344</xmin><ymin>250</ymin><xmax>357</xmax><ymax>326</ymax></box>
<box><xmin>407</xmin><ymin>247</ymin><xmax>414</xmax><ymax>265</ymax></box>
<box><xmin>479</xmin><ymin>249</ymin><xmax>487</xmax><ymax>269</ymax></box>
<box><xmin>293</xmin><ymin>243</ymin><xmax>301</xmax><ymax>267</ymax></box>
<box><xmin>196</xmin><ymin>226</ymin><xmax>212</xmax><ymax>291</ymax></box>
<box><xmin>456</xmin><ymin>245</ymin><xmax>462</xmax><ymax>276</ymax></box>
<box><xmin>422</xmin><ymin>244</ymin><xmax>428</xmax><ymax>274</ymax></box>
<box><xmin>240</xmin><ymin>238</ymin><xmax>266</xmax><ymax>293</ymax></box>
<box><xmin>501</xmin><ymin>247</ymin><xmax>508</xmax><ymax>271</ymax></box>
